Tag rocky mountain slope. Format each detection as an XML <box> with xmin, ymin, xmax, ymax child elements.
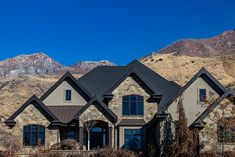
<box><xmin>140</xmin><ymin>30</ymin><xmax>235</xmax><ymax>89</ymax></box>
<box><xmin>157</xmin><ymin>30</ymin><xmax>235</xmax><ymax>57</ymax></box>
<box><xmin>0</xmin><ymin>53</ymin><xmax>64</xmax><ymax>77</ymax></box>
<box><xmin>0</xmin><ymin>53</ymin><xmax>115</xmax><ymax>77</ymax></box>
<box><xmin>63</xmin><ymin>60</ymin><xmax>115</xmax><ymax>74</ymax></box>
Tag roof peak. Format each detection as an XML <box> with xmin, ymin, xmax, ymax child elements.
<box><xmin>126</xmin><ymin>59</ymin><xmax>142</xmax><ymax>67</ymax></box>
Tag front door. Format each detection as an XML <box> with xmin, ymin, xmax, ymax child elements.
<box><xmin>90</xmin><ymin>127</ymin><xmax>107</xmax><ymax>149</ymax></box>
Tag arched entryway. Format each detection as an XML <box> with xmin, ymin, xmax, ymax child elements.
<box><xmin>84</xmin><ymin>120</ymin><xmax>109</xmax><ymax>150</ymax></box>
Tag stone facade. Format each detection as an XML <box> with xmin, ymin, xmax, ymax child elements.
<box><xmin>79</xmin><ymin>104</ymin><xmax>113</xmax><ymax>127</ymax></box>
<box><xmin>109</xmin><ymin>76</ymin><xmax>157</xmax><ymax>123</ymax></box>
<box><xmin>11</xmin><ymin>105</ymin><xmax>59</xmax><ymax>152</ymax></box>
<box><xmin>107</xmin><ymin>76</ymin><xmax>157</xmax><ymax>149</ymax></box>
<box><xmin>79</xmin><ymin>104</ymin><xmax>114</xmax><ymax>147</ymax></box>
<box><xmin>199</xmin><ymin>98</ymin><xmax>235</xmax><ymax>153</ymax></box>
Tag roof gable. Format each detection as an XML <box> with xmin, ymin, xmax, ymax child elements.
<box><xmin>41</xmin><ymin>71</ymin><xmax>93</xmax><ymax>102</ymax></box>
<box><xmin>191</xmin><ymin>89</ymin><xmax>235</xmax><ymax>128</ymax></box>
<box><xmin>5</xmin><ymin>95</ymin><xmax>60</xmax><ymax>127</ymax></box>
<box><xmin>164</xmin><ymin>67</ymin><xmax>226</xmax><ymax>111</ymax></box>
<box><xmin>105</xmin><ymin>66</ymin><xmax>162</xmax><ymax>96</ymax></box>
<box><xmin>182</xmin><ymin>67</ymin><xmax>226</xmax><ymax>95</ymax></box>
<box><xmin>78</xmin><ymin>60</ymin><xmax>180</xmax><ymax>107</ymax></box>
<box><xmin>73</xmin><ymin>97</ymin><xmax>117</xmax><ymax>123</ymax></box>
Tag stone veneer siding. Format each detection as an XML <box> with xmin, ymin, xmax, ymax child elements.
<box><xmin>108</xmin><ymin>76</ymin><xmax>157</xmax><ymax>123</ymax></box>
<box><xmin>79</xmin><ymin>104</ymin><xmax>114</xmax><ymax>147</ymax></box>
<box><xmin>11</xmin><ymin>105</ymin><xmax>59</xmax><ymax>152</ymax></box>
<box><xmin>108</xmin><ymin>76</ymin><xmax>157</xmax><ymax>149</ymax></box>
<box><xmin>199</xmin><ymin>99</ymin><xmax>235</xmax><ymax>153</ymax></box>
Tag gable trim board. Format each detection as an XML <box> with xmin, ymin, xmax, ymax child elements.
<box><xmin>163</xmin><ymin>67</ymin><xmax>227</xmax><ymax>113</ymax></box>
<box><xmin>190</xmin><ymin>89</ymin><xmax>235</xmax><ymax>128</ymax></box>
<box><xmin>5</xmin><ymin>95</ymin><xmax>61</xmax><ymax>127</ymax></box>
<box><xmin>40</xmin><ymin>71</ymin><xmax>93</xmax><ymax>102</ymax></box>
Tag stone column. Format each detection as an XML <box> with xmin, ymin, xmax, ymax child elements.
<box><xmin>108</xmin><ymin>127</ymin><xmax>113</xmax><ymax>147</ymax></box>
<box><xmin>79</xmin><ymin>127</ymin><xmax>84</xmax><ymax>148</ymax></box>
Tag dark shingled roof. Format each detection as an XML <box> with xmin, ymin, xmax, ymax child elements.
<box><xmin>48</xmin><ymin>106</ymin><xmax>83</xmax><ymax>124</ymax></box>
<box><xmin>78</xmin><ymin>60</ymin><xmax>181</xmax><ymax>112</ymax></box>
<box><xmin>117</xmin><ymin>119</ymin><xmax>146</xmax><ymax>126</ymax></box>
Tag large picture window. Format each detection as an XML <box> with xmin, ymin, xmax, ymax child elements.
<box><xmin>124</xmin><ymin>129</ymin><xmax>142</xmax><ymax>150</ymax></box>
<box><xmin>122</xmin><ymin>95</ymin><xmax>144</xmax><ymax>116</ymax></box>
<box><xmin>23</xmin><ymin>125</ymin><xmax>45</xmax><ymax>146</ymax></box>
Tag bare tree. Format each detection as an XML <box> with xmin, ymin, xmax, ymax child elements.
<box><xmin>0</xmin><ymin>124</ymin><xmax>21</xmax><ymax>156</ymax></box>
<box><xmin>82</xmin><ymin>114</ymin><xmax>102</xmax><ymax>151</ymax></box>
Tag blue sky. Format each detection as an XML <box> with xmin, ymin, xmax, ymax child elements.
<box><xmin>0</xmin><ymin>0</ymin><xmax>234</xmax><ymax>65</ymax></box>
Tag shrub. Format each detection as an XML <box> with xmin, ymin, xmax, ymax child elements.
<box><xmin>200</xmin><ymin>151</ymin><xmax>216</xmax><ymax>157</ymax></box>
<box><xmin>221</xmin><ymin>151</ymin><xmax>235</xmax><ymax>157</ymax></box>
<box><xmin>50</xmin><ymin>139</ymin><xmax>81</xmax><ymax>150</ymax></box>
<box><xmin>94</xmin><ymin>147</ymin><xmax>136</xmax><ymax>157</ymax></box>
<box><xmin>0</xmin><ymin>126</ymin><xmax>21</xmax><ymax>156</ymax></box>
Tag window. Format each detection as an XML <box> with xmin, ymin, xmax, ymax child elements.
<box><xmin>66</xmin><ymin>130</ymin><xmax>75</xmax><ymax>139</ymax></box>
<box><xmin>124</xmin><ymin>129</ymin><xmax>142</xmax><ymax>150</ymax></box>
<box><xmin>122</xmin><ymin>95</ymin><xmax>144</xmax><ymax>116</ymax></box>
<box><xmin>65</xmin><ymin>89</ymin><xmax>72</xmax><ymax>101</ymax></box>
<box><xmin>218</xmin><ymin>118</ymin><xmax>235</xmax><ymax>143</ymax></box>
<box><xmin>199</xmin><ymin>89</ymin><xmax>207</xmax><ymax>102</ymax></box>
<box><xmin>23</xmin><ymin>125</ymin><xmax>45</xmax><ymax>146</ymax></box>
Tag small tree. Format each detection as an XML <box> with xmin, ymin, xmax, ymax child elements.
<box><xmin>0</xmin><ymin>125</ymin><xmax>21</xmax><ymax>156</ymax></box>
<box><xmin>84</xmin><ymin>119</ymin><xmax>98</xmax><ymax>151</ymax></box>
<box><xmin>171</xmin><ymin>96</ymin><xmax>198</xmax><ymax>157</ymax></box>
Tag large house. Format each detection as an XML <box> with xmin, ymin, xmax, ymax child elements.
<box><xmin>5</xmin><ymin>60</ymin><xmax>235</xmax><ymax>155</ymax></box>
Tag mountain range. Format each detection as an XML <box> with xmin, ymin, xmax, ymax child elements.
<box><xmin>0</xmin><ymin>29</ymin><xmax>235</xmax><ymax>122</ymax></box>
<box><xmin>0</xmin><ymin>53</ymin><xmax>115</xmax><ymax>77</ymax></box>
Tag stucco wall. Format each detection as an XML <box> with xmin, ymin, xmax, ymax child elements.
<box><xmin>10</xmin><ymin>105</ymin><xmax>59</xmax><ymax>152</ymax></box>
<box><xmin>43</xmin><ymin>81</ymin><xmax>87</xmax><ymax>106</ymax></box>
<box><xmin>108</xmin><ymin>76</ymin><xmax>157</xmax><ymax>123</ymax></box>
<box><xmin>168</xmin><ymin>77</ymin><xmax>219</xmax><ymax>126</ymax></box>
<box><xmin>199</xmin><ymin>98</ymin><xmax>235</xmax><ymax>152</ymax></box>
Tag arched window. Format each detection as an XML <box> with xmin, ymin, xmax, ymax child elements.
<box><xmin>122</xmin><ymin>95</ymin><xmax>144</xmax><ymax>116</ymax></box>
<box><xmin>66</xmin><ymin>130</ymin><xmax>75</xmax><ymax>139</ymax></box>
<box><xmin>23</xmin><ymin>125</ymin><xmax>45</xmax><ymax>146</ymax></box>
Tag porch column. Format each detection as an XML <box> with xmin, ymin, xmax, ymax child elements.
<box><xmin>79</xmin><ymin>127</ymin><xmax>84</xmax><ymax>146</ymax></box>
<box><xmin>108</xmin><ymin>127</ymin><xmax>113</xmax><ymax>147</ymax></box>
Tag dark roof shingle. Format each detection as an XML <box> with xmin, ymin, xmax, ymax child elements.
<box><xmin>78</xmin><ymin>60</ymin><xmax>181</xmax><ymax>112</ymax></box>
